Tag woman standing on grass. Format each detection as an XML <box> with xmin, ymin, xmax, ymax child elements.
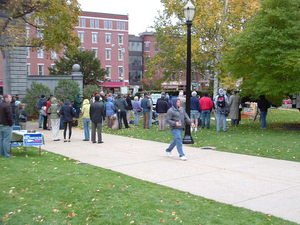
<box><xmin>59</xmin><ymin>99</ymin><xmax>75</xmax><ymax>142</ymax></box>
<box><xmin>132</xmin><ymin>96</ymin><xmax>143</xmax><ymax>126</ymax></box>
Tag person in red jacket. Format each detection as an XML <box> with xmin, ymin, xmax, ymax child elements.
<box><xmin>199</xmin><ymin>91</ymin><xmax>213</xmax><ymax>129</ymax></box>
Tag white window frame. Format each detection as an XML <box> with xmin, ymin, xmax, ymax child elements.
<box><xmin>78</xmin><ymin>31</ymin><xmax>84</xmax><ymax>43</ymax></box>
<box><xmin>50</xmin><ymin>51</ymin><xmax>57</xmax><ymax>59</ymax></box>
<box><xmin>37</xmin><ymin>64</ymin><xmax>44</xmax><ymax>76</ymax></box>
<box><xmin>92</xmin><ymin>48</ymin><xmax>98</xmax><ymax>58</ymax></box>
<box><xmin>105</xmin><ymin>48</ymin><xmax>111</xmax><ymax>60</ymax></box>
<box><xmin>95</xmin><ymin>19</ymin><xmax>99</xmax><ymax>28</ymax></box>
<box><xmin>80</xmin><ymin>18</ymin><xmax>86</xmax><ymax>27</ymax></box>
<box><xmin>144</xmin><ymin>41</ymin><xmax>150</xmax><ymax>52</ymax></box>
<box><xmin>118</xmin><ymin>34</ymin><xmax>124</xmax><ymax>45</ymax></box>
<box><xmin>118</xmin><ymin>49</ymin><xmax>124</xmax><ymax>61</ymax></box>
<box><xmin>117</xmin><ymin>21</ymin><xmax>125</xmax><ymax>30</ymax></box>
<box><xmin>105</xmin><ymin>66</ymin><xmax>112</xmax><ymax>79</ymax></box>
<box><xmin>118</xmin><ymin>66</ymin><xmax>124</xmax><ymax>78</ymax></box>
<box><xmin>26</xmin><ymin>47</ymin><xmax>30</xmax><ymax>58</ymax></box>
<box><xmin>92</xmin><ymin>32</ymin><xmax>98</xmax><ymax>44</ymax></box>
<box><xmin>26</xmin><ymin>63</ymin><xmax>30</xmax><ymax>76</ymax></box>
<box><xmin>104</xmin><ymin>20</ymin><xmax>112</xmax><ymax>30</ymax></box>
<box><xmin>26</xmin><ymin>28</ymin><xmax>30</xmax><ymax>40</ymax></box>
<box><xmin>90</xmin><ymin>19</ymin><xmax>95</xmax><ymax>28</ymax></box>
<box><xmin>37</xmin><ymin>48</ymin><xmax>44</xmax><ymax>58</ymax></box>
<box><xmin>37</xmin><ymin>29</ymin><xmax>43</xmax><ymax>39</ymax></box>
<box><xmin>105</xmin><ymin>33</ymin><xmax>111</xmax><ymax>44</ymax></box>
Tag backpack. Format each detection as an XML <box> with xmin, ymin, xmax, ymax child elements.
<box><xmin>217</xmin><ymin>95</ymin><xmax>226</xmax><ymax>108</ymax></box>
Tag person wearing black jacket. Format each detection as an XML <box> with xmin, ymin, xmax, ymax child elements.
<box><xmin>156</xmin><ymin>93</ymin><xmax>170</xmax><ymax>131</ymax></box>
<box><xmin>126</xmin><ymin>94</ymin><xmax>133</xmax><ymax>123</ymax></box>
<box><xmin>59</xmin><ymin>99</ymin><xmax>75</xmax><ymax>142</ymax></box>
<box><xmin>257</xmin><ymin>95</ymin><xmax>271</xmax><ymax>129</ymax></box>
<box><xmin>0</xmin><ymin>94</ymin><xmax>13</xmax><ymax>157</ymax></box>
<box><xmin>90</xmin><ymin>95</ymin><xmax>106</xmax><ymax>143</ymax></box>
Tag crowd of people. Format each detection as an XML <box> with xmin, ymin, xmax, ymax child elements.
<box><xmin>0</xmin><ymin>89</ymin><xmax>271</xmax><ymax>159</ymax></box>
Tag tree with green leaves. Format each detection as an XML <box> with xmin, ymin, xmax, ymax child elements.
<box><xmin>83</xmin><ymin>85</ymin><xmax>100</xmax><ymax>99</ymax></box>
<box><xmin>22</xmin><ymin>82</ymin><xmax>51</xmax><ymax>117</ymax></box>
<box><xmin>54</xmin><ymin>79</ymin><xmax>80</xmax><ymax>103</ymax></box>
<box><xmin>0</xmin><ymin>0</ymin><xmax>80</xmax><ymax>52</ymax></box>
<box><xmin>49</xmin><ymin>50</ymin><xmax>107</xmax><ymax>85</ymax></box>
<box><xmin>143</xmin><ymin>0</ymin><xmax>260</xmax><ymax>87</ymax></box>
<box><xmin>223</xmin><ymin>0</ymin><xmax>300</xmax><ymax>101</ymax></box>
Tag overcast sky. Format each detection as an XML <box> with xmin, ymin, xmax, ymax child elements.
<box><xmin>78</xmin><ymin>0</ymin><xmax>164</xmax><ymax>35</ymax></box>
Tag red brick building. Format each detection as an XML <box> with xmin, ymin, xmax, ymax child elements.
<box><xmin>26</xmin><ymin>11</ymin><xmax>129</xmax><ymax>92</ymax></box>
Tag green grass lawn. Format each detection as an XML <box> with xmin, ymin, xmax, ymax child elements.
<box><xmin>101</xmin><ymin>109</ymin><xmax>300</xmax><ymax>162</ymax></box>
<box><xmin>0</xmin><ymin>148</ymin><xmax>296</xmax><ymax>225</ymax></box>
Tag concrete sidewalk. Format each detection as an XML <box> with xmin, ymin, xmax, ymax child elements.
<box><xmin>28</xmin><ymin>122</ymin><xmax>300</xmax><ymax>224</ymax></box>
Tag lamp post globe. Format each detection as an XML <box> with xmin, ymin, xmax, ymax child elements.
<box><xmin>183</xmin><ymin>0</ymin><xmax>195</xmax><ymax>144</ymax></box>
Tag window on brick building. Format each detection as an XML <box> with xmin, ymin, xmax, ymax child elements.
<box><xmin>92</xmin><ymin>32</ymin><xmax>98</xmax><ymax>43</ymax></box>
<box><xmin>144</xmin><ymin>42</ymin><xmax>150</xmax><ymax>52</ymax></box>
<box><xmin>104</xmin><ymin>20</ymin><xmax>112</xmax><ymax>30</ymax></box>
<box><xmin>78</xmin><ymin>31</ymin><xmax>84</xmax><ymax>43</ymax></box>
<box><xmin>51</xmin><ymin>51</ymin><xmax>57</xmax><ymax>59</ymax></box>
<box><xmin>95</xmin><ymin>19</ymin><xmax>99</xmax><ymax>28</ymax></box>
<box><xmin>38</xmin><ymin>64</ymin><xmax>44</xmax><ymax>75</ymax></box>
<box><xmin>92</xmin><ymin>48</ymin><xmax>98</xmax><ymax>58</ymax></box>
<box><xmin>26</xmin><ymin>63</ymin><xmax>30</xmax><ymax>76</ymax></box>
<box><xmin>105</xmin><ymin>66</ymin><xmax>112</xmax><ymax>79</ymax></box>
<box><xmin>26</xmin><ymin>47</ymin><xmax>30</xmax><ymax>58</ymax></box>
<box><xmin>37</xmin><ymin>29</ymin><xmax>43</xmax><ymax>39</ymax></box>
<box><xmin>118</xmin><ymin>66</ymin><xmax>124</xmax><ymax>78</ymax></box>
<box><xmin>118</xmin><ymin>34</ymin><xmax>124</xmax><ymax>45</ymax></box>
<box><xmin>37</xmin><ymin>48</ymin><xmax>44</xmax><ymax>58</ymax></box>
<box><xmin>90</xmin><ymin>19</ymin><xmax>95</xmax><ymax>28</ymax></box>
<box><xmin>105</xmin><ymin>48</ymin><xmax>111</xmax><ymax>60</ymax></box>
<box><xmin>117</xmin><ymin>21</ymin><xmax>126</xmax><ymax>30</ymax></box>
<box><xmin>80</xmin><ymin>18</ymin><xmax>86</xmax><ymax>27</ymax></box>
<box><xmin>26</xmin><ymin>28</ymin><xmax>30</xmax><ymax>40</ymax></box>
<box><xmin>105</xmin><ymin>33</ymin><xmax>111</xmax><ymax>44</ymax></box>
<box><xmin>118</xmin><ymin>49</ymin><xmax>124</xmax><ymax>61</ymax></box>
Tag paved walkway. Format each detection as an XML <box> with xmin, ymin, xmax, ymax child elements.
<box><xmin>27</xmin><ymin>122</ymin><xmax>300</xmax><ymax>224</ymax></box>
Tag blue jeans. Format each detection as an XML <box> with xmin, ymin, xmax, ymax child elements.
<box><xmin>0</xmin><ymin>126</ymin><xmax>12</xmax><ymax>157</ymax></box>
<box><xmin>149</xmin><ymin>110</ymin><xmax>153</xmax><ymax>127</ymax></box>
<box><xmin>201</xmin><ymin>110</ymin><xmax>211</xmax><ymax>128</ymax></box>
<box><xmin>166</xmin><ymin>129</ymin><xmax>185</xmax><ymax>157</ymax></box>
<box><xmin>83</xmin><ymin>118</ymin><xmax>90</xmax><ymax>140</ymax></box>
<box><xmin>260</xmin><ymin>111</ymin><xmax>267</xmax><ymax>128</ymax></box>
<box><xmin>38</xmin><ymin>110</ymin><xmax>44</xmax><ymax>128</ymax></box>
<box><xmin>134</xmin><ymin>112</ymin><xmax>142</xmax><ymax>125</ymax></box>
<box><xmin>216</xmin><ymin>111</ymin><xmax>227</xmax><ymax>132</ymax></box>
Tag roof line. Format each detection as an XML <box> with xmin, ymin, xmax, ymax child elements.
<box><xmin>82</xmin><ymin>11</ymin><xmax>128</xmax><ymax>18</ymax></box>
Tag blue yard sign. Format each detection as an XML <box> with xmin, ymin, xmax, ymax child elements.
<box><xmin>23</xmin><ymin>133</ymin><xmax>43</xmax><ymax>147</ymax></box>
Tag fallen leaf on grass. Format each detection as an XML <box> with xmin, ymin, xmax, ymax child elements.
<box><xmin>160</xmin><ymin>219</ymin><xmax>166</xmax><ymax>223</ymax></box>
<box><xmin>52</xmin><ymin>209</ymin><xmax>59</xmax><ymax>213</ymax></box>
<box><xmin>66</xmin><ymin>212</ymin><xmax>76</xmax><ymax>218</ymax></box>
<box><xmin>171</xmin><ymin>211</ymin><xmax>176</xmax><ymax>216</ymax></box>
<box><xmin>130</xmin><ymin>221</ymin><xmax>135</xmax><ymax>224</ymax></box>
<box><xmin>156</xmin><ymin>209</ymin><xmax>164</xmax><ymax>213</ymax></box>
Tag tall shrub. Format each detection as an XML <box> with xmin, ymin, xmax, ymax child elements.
<box><xmin>54</xmin><ymin>79</ymin><xmax>80</xmax><ymax>103</ymax></box>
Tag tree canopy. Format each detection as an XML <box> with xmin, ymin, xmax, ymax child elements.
<box><xmin>223</xmin><ymin>0</ymin><xmax>300</xmax><ymax>100</ymax></box>
<box><xmin>0</xmin><ymin>0</ymin><xmax>80</xmax><ymax>52</ymax></box>
<box><xmin>143</xmin><ymin>0</ymin><xmax>260</xmax><ymax>87</ymax></box>
<box><xmin>49</xmin><ymin>50</ymin><xmax>107</xmax><ymax>85</ymax></box>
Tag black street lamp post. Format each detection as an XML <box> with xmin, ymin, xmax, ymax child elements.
<box><xmin>183</xmin><ymin>0</ymin><xmax>195</xmax><ymax>144</ymax></box>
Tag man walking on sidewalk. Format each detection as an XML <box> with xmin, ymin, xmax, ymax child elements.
<box><xmin>90</xmin><ymin>95</ymin><xmax>106</xmax><ymax>143</ymax></box>
<box><xmin>166</xmin><ymin>98</ymin><xmax>195</xmax><ymax>161</ymax></box>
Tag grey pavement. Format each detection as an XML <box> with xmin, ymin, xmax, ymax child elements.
<box><xmin>27</xmin><ymin>122</ymin><xmax>300</xmax><ymax>224</ymax></box>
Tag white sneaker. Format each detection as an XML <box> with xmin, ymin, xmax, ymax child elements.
<box><xmin>180</xmin><ymin>156</ymin><xmax>187</xmax><ymax>161</ymax></box>
<box><xmin>194</xmin><ymin>128</ymin><xmax>198</xmax><ymax>132</ymax></box>
<box><xmin>166</xmin><ymin>151</ymin><xmax>172</xmax><ymax>157</ymax></box>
